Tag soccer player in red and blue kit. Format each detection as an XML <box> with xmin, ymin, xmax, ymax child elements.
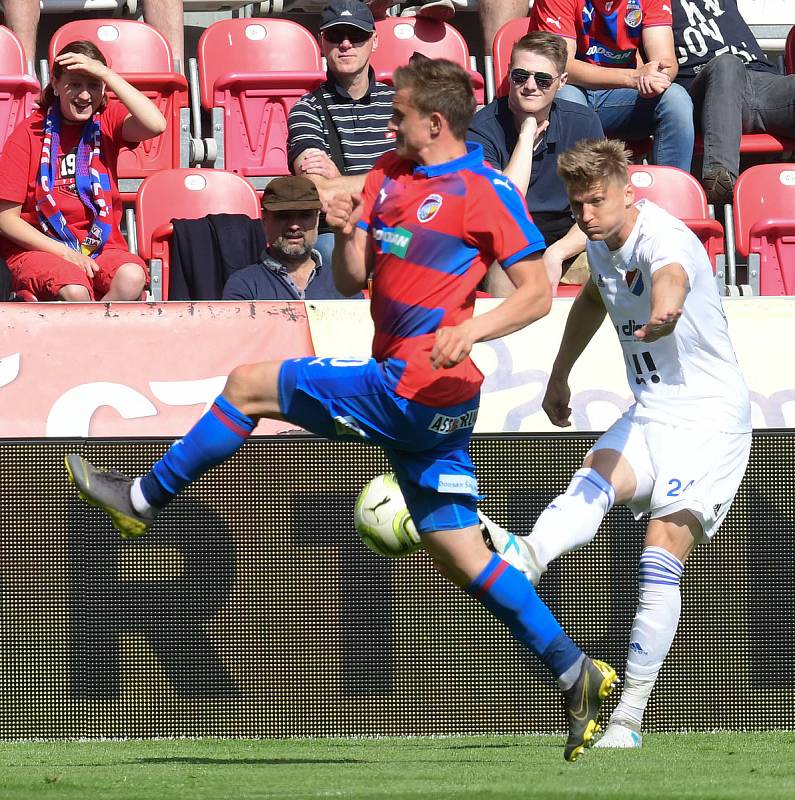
<box><xmin>66</xmin><ymin>58</ymin><xmax>616</xmax><ymax>761</ymax></box>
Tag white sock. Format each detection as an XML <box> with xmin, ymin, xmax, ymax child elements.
<box><xmin>611</xmin><ymin>545</ymin><xmax>684</xmax><ymax>727</ymax></box>
<box><xmin>526</xmin><ymin>468</ymin><xmax>615</xmax><ymax>575</ymax></box>
<box><xmin>130</xmin><ymin>477</ymin><xmax>154</xmax><ymax>516</ymax></box>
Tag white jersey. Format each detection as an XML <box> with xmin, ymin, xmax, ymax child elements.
<box><xmin>586</xmin><ymin>199</ymin><xmax>751</xmax><ymax>433</ymax></box>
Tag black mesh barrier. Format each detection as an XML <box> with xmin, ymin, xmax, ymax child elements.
<box><xmin>1</xmin><ymin>434</ymin><xmax>794</xmax><ymax>738</ymax></box>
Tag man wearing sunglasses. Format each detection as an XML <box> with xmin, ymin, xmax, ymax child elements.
<box><xmin>531</xmin><ymin>0</ymin><xmax>694</xmax><ymax>173</ymax></box>
<box><xmin>287</xmin><ymin>0</ymin><xmax>396</xmax><ymax>272</ymax></box>
<box><xmin>468</xmin><ymin>31</ymin><xmax>604</xmax><ymax>294</ymax></box>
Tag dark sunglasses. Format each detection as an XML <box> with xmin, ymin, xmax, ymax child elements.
<box><xmin>509</xmin><ymin>68</ymin><xmax>558</xmax><ymax>91</ymax></box>
<box><xmin>322</xmin><ymin>26</ymin><xmax>373</xmax><ymax>45</ymax></box>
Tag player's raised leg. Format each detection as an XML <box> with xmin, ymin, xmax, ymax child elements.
<box><xmin>482</xmin><ymin>444</ymin><xmax>638</xmax><ymax>583</ymax></box>
<box><xmin>422</xmin><ymin>523</ymin><xmax>617</xmax><ymax>762</ymax></box>
<box><xmin>65</xmin><ymin>360</ymin><xmax>283</xmax><ymax>538</ymax></box>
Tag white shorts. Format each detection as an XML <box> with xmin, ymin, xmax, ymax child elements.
<box><xmin>590</xmin><ymin>412</ymin><xmax>751</xmax><ymax>542</ymax></box>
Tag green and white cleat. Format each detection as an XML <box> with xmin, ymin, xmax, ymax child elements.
<box><xmin>563</xmin><ymin>658</ymin><xmax>619</xmax><ymax>762</ymax></box>
<box><xmin>65</xmin><ymin>454</ymin><xmax>155</xmax><ymax>539</ymax></box>
<box><xmin>595</xmin><ymin>720</ymin><xmax>643</xmax><ymax>749</ymax></box>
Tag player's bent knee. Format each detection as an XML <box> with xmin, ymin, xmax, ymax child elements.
<box><xmin>223</xmin><ymin>361</ymin><xmax>283</xmax><ymax>418</ymax></box>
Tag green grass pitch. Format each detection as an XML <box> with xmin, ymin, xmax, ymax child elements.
<box><xmin>1</xmin><ymin>733</ymin><xmax>794</xmax><ymax>799</ymax></box>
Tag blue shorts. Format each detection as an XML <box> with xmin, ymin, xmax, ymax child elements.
<box><xmin>278</xmin><ymin>356</ymin><xmax>481</xmax><ymax>533</ymax></box>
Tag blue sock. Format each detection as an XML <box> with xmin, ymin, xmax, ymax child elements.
<box><xmin>467</xmin><ymin>554</ymin><xmax>582</xmax><ymax>680</ymax></box>
<box><xmin>140</xmin><ymin>395</ymin><xmax>255</xmax><ymax>508</ymax></box>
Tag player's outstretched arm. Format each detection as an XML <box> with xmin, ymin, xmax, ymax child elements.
<box><xmin>430</xmin><ymin>253</ymin><xmax>551</xmax><ymax>370</ymax></box>
<box><xmin>544</xmin><ymin>279</ymin><xmax>606</xmax><ymax>426</ymax></box>
<box><xmin>634</xmin><ymin>263</ymin><xmax>689</xmax><ymax>343</ymax></box>
<box><xmin>326</xmin><ymin>192</ymin><xmax>370</xmax><ymax>297</ymax></box>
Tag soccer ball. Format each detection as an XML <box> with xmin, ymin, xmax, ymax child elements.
<box><xmin>354</xmin><ymin>473</ymin><xmax>422</xmax><ymax>558</ymax></box>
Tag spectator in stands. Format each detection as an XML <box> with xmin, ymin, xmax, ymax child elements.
<box><xmin>0</xmin><ymin>40</ymin><xmax>166</xmax><ymax>301</ymax></box>
<box><xmin>479</xmin><ymin>0</ymin><xmax>530</xmax><ymax>52</ymax></box>
<box><xmin>2</xmin><ymin>0</ymin><xmax>185</xmax><ymax>71</ymax></box>
<box><xmin>531</xmin><ymin>0</ymin><xmax>694</xmax><ymax>172</ymax></box>
<box><xmin>468</xmin><ymin>31</ymin><xmax>603</xmax><ymax>293</ymax></box>
<box><xmin>367</xmin><ymin>0</ymin><xmax>529</xmax><ymax>50</ymax></box>
<box><xmin>672</xmin><ymin>0</ymin><xmax>795</xmax><ymax>204</ymax></box>
<box><xmin>288</xmin><ymin>0</ymin><xmax>396</xmax><ymax>271</ymax></box>
<box><xmin>367</xmin><ymin>1</ymin><xmax>458</xmax><ymax>22</ymax></box>
<box><xmin>222</xmin><ymin>176</ymin><xmax>357</xmax><ymax>301</ymax></box>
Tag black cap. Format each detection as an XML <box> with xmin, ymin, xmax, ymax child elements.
<box><xmin>320</xmin><ymin>0</ymin><xmax>375</xmax><ymax>33</ymax></box>
<box><xmin>261</xmin><ymin>176</ymin><xmax>322</xmax><ymax>211</ymax></box>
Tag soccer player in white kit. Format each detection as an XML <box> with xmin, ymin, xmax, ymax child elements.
<box><xmin>483</xmin><ymin>138</ymin><xmax>751</xmax><ymax>748</ymax></box>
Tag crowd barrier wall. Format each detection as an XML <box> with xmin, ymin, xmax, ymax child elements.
<box><xmin>2</xmin><ymin>298</ymin><xmax>795</xmax><ymax>438</ymax></box>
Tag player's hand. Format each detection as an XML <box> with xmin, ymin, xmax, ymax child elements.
<box><xmin>542</xmin><ymin>375</ymin><xmax>572</xmax><ymax>427</ymax></box>
<box><xmin>54</xmin><ymin>51</ymin><xmax>110</xmax><ymax>81</ymax></box>
<box><xmin>430</xmin><ymin>322</ymin><xmax>475</xmax><ymax>370</ymax></box>
<box><xmin>60</xmin><ymin>246</ymin><xmax>98</xmax><ymax>278</ymax></box>
<box><xmin>325</xmin><ymin>192</ymin><xmax>362</xmax><ymax>236</ymax></box>
<box><xmin>296</xmin><ymin>149</ymin><xmax>341</xmax><ymax>179</ymax></box>
<box><xmin>634</xmin><ymin>309</ymin><xmax>683</xmax><ymax>342</ymax></box>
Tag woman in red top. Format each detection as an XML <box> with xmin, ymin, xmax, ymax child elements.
<box><xmin>0</xmin><ymin>40</ymin><xmax>166</xmax><ymax>301</ymax></box>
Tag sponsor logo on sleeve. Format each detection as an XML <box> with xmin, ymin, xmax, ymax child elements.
<box><xmin>437</xmin><ymin>474</ymin><xmax>479</xmax><ymax>495</ymax></box>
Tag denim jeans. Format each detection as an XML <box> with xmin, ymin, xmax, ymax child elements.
<box><xmin>314</xmin><ymin>231</ymin><xmax>335</xmax><ymax>274</ymax></box>
<box><xmin>557</xmin><ymin>82</ymin><xmax>694</xmax><ymax>172</ymax></box>
<box><xmin>689</xmin><ymin>53</ymin><xmax>795</xmax><ymax>182</ymax></box>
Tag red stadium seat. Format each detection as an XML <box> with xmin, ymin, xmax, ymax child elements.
<box><xmin>0</xmin><ymin>26</ymin><xmax>39</xmax><ymax>155</ymax></box>
<box><xmin>135</xmin><ymin>169</ymin><xmax>261</xmax><ymax>300</ymax></box>
<box><xmin>371</xmin><ymin>18</ymin><xmax>485</xmax><ymax>104</ymax></box>
<box><xmin>731</xmin><ymin>163</ymin><xmax>795</xmax><ymax>295</ymax></box>
<box><xmin>48</xmin><ymin>20</ymin><xmax>189</xmax><ymax>200</ymax></box>
<box><xmin>785</xmin><ymin>24</ymin><xmax>795</xmax><ymax>74</ymax></box>
<box><xmin>491</xmin><ymin>17</ymin><xmax>534</xmax><ymax>99</ymax></box>
<box><xmin>195</xmin><ymin>19</ymin><xmax>325</xmax><ymax>184</ymax></box>
<box><xmin>628</xmin><ymin>165</ymin><xmax>725</xmax><ymax>270</ymax></box>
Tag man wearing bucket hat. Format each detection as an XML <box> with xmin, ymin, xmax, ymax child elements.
<box><xmin>222</xmin><ymin>176</ymin><xmax>358</xmax><ymax>301</ymax></box>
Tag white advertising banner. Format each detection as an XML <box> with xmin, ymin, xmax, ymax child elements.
<box><xmin>307</xmin><ymin>297</ymin><xmax>795</xmax><ymax>432</ymax></box>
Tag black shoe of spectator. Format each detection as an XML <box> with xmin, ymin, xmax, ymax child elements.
<box><xmin>702</xmin><ymin>167</ymin><xmax>734</xmax><ymax>206</ymax></box>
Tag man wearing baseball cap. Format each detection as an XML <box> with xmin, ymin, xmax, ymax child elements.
<box><xmin>287</xmin><ymin>1</ymin><xmax>396</xmax><ymax>272</ymax></box>
<box><xmin>221</xmin><ymin>176</ymin><xmax>359</xmax><ymax>301</ymax></box>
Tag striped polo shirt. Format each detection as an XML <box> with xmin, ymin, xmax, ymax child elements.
<box><xmin>287</xmin><ymin>68</ymin><xmax>396</xmax><ymax>174</ymax></box>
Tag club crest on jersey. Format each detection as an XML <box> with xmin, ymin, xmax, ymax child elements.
<box><xmin>373</xmin><ymin>224</ymin><xmax>413</xmax><ymax>258</ymax></box>
<box><xmin>625</xmin><ymin>268</ymin><xmax>644</xmax><ymax>296</ymax></box>
<box><xmin>625</xmin><ymin>0</ymin><xmax>642</xmax><ymax>28</ymax></box>
<box><xmin>417</xmin><ymin>193</ymin><xmax>443</xmax><ymax>223</ymax></box>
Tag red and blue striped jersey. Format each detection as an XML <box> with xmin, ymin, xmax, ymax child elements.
<box><xmin>532</xmin><ymin>0</ymin><xmax>672</xmax><ymax>69</ymax></box>
<box><xmin>357</xmin><ymin>143</ymin><xmax>546</xmax><ymax>407</ymax></box>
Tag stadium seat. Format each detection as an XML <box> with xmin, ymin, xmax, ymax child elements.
<box><xmin>48</xmin><ymin>20</ymin><xmax>189</xmax><ymax>200</ymax></box>
<box><xmin>730</xmin><ymin>163</ymin><xmax>795</xmax><ymax>295</ymax></box>
<box><xmin>193</xmin><ymin>18</ymin><xmax>325</xmax><ymax>186</ymax></box>
<box><xmin>785</xmin><ymin>24</ymin><xmax>795</xmax><ymax>74</ymax></box>
<box><xmin>371</xmin><ymin>18</ymin><xmax>485</xmax><ymax>105</ymax></box>
<box><xmin>491</xmin><ymin>16</ymin><xmax>534</xmax><ymax>99</ymax></box>
<box><xmin>0</xmin><ymin>26</ymin><xmax>39</xmax><ymax>155</ymax></box>
<box><xmin>135</xmin><ymin>169</ymin><xmax>261</xmax><ymax>300</ymax></box>
<box><xmin>628</xmin><ymin>165</ymin><xmax>726</xmax><ymax>279</ymax></box>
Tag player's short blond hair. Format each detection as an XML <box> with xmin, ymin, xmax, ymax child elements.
<box><xmin>557</xmin><ymin>139</ymin><xmax>633</xmax><ymax>195</ymax></box>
